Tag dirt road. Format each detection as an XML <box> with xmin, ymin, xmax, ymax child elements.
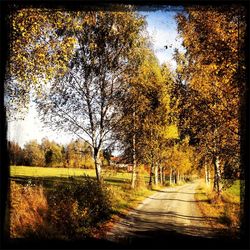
<box><xmin>105</xmin><ymin>181</ymin><xmax>230</xmax><ymax>248</ymax></box>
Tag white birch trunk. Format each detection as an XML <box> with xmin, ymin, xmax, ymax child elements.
<box><xmin>154</xmin><ymin>164</ymin><xmax>158</xmax><ymax>186</ymax></box>
<box><xmin>94</xmin><ymin>148</ymin><xmax>101</xmax><ymax>182</ymax></box>
<box><xmin>131</xmin><ymin>114</ymin><xmax>137</xmax><ymax>189</ymax></box>
<box><xmin>170</xmin><ymin>167</ymin><xmax>172</xmax><ymax>185</ymax></box>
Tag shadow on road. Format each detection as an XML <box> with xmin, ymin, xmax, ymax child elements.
<box><xmin>152</xmin><ymin>188</ymin><xmax>205</xmax><ymax>195</ymax></box>
<box><xmin>4</xmin><ymin>230</ymin><xmax>246</xmax><ymax>249</ymax></box>
<box><xmin>110</xmin><ymin>228</ymin><xmax>245</xmax><ymax>249</ymax></box>
<box><xmin>106</xmin><ymin>210</ymin><xmax>244</xmax><ymax>249</ymax></box>
<box><xmin>128</xmin><ymin>208</ymin><xmax>218</xmax><ymax>223</ymax></box>
<box><xmin>148</xmin><ymin>196</ymin><xmax>210</xmax><ymax>203</ymax></box>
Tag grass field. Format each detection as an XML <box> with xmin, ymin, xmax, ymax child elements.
<box><xmin>10</xmin><ymin>166</ymin><xmax>96</xmax><ymax>178</ymax></box>
<box><xmin>224</xmin><ymin>180</ymin><xmax>241</xmax><ymax>197</ymax></box>
<box><xmin>10</xmin><ymin>165</ymin><xmax>150</xmax><ymax>187</ymax></box>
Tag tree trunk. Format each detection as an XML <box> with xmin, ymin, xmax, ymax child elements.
<box><xmin>169</xmin><ymin>167</ymin><xmax>172</xmax><ymax>185</ymax></box>
<box><xmin>94</xmin><ymin>148</ymin><xmax>101</xmax><ymax>182</ymax></box>
<box><xmin>213</xmin><ymin>156</ymin><xmax>221</xmax><ymax>195</ymax></box>
<box><xmin>149</xmin><ymin>161</ymin><xmax>154</xmax><ymax>189</ymax></box>
<box><xmin>175</xmin><ymin>170</ymin><xmax>178</xmax><ymax>184</ymax></box>
<box><xmin>159</xmin><ymin>166</ymin><xmax>163</xmax><ymax>185</ymax></box>
<box><xmin>205</xmin><ymin>164</ymin><xmax>210</xmax><ymax>186</ymax></box>
<box><xmin>205</xmin><ymin>164</ymin><xmax>208</xmax><ymax>185</ymax></box>
<box><xmin>207</xmin><ymin>165</ymin><xmax>210</xmax><ymax>185</ymax></box>
<box><xmin>131</xmin><ymin>131</ymin><xmax>137</xmax><ymax>189</ymax></box>
<box><xmin>154</xmin><ymin>163</ymin><xmax>158</xmax><ymax>186</ymax></box>
<box><xmin>163</xmin><ymin>167</ymin><xmax>166</xmax><ymax>184</ymax></box>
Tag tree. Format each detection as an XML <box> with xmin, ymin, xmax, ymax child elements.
<box><xmin>23</xmin><ymin>140</ymin><xmax>45</xmax><ymax>167</ymax></box>
<box><xmin>175</xmin><ymin>6</ymin><xmax>246</xmax><ymax>194</ymax></box>
<box><xmin>115</xmin><ymin>46</ymin><xmax>157</xmax><ymax>188</ymax></box>
<box><xmin>5</xmin><ymin>9</ymin><xmax>78</xmax><ymax>119</ymax></box>
<box><xmin>8</xmin><ymin>141</ymin><xmax>24</xmax><ymax>165</ymax></box>
<box><xmin>41</xmin><ymin>138</ymin><xmax>63</xmax><ymax>167</ymax></box>
<box><xmin>116</xmin><ymin>46</ymin><xmax>178</xmax><ymax>188</ymax></box>
<box><xmin>34</xmin><ymin>9</ymin><xmax>146</xmax><ymax>182</ymax></box>
<box><xmin>65</xmin><ymin>140</ymin><xmax>94</xmax><ymax>169</ymax></box>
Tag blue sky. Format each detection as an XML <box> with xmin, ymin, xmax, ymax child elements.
<box><xmin>7</xmin><ymin>8</ymin><xmax>184</xmax><ymax>148</ymax></box>
<box><xmin>139</xmin><ymin>8</ymin><xmax>184</xmax><ymax>68</ymax></box>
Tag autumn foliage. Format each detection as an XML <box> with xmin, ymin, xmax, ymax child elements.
<box><xmin>9</xmin><ymin>179</ymin><xmax>113</xmax><ymax>239</ymax></box>
<box><xmin>10</xmin><ymin>181</ymin><xmax>48</xmax><ymax>238</ymax></box>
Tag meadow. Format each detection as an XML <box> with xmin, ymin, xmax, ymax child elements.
<box><xmin>10</xmin><ymin>166</ymin><xmax>96</xmax><ymax>178</ymax></box>
<box><xmin>10</xmin><ymin>165</ymin><xmax>149</xmax><ymax>187</ymax></box>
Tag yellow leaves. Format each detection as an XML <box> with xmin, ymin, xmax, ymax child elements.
<box><xmin>212</xmin><ymin>64</ymin><xmax>217</xmax><ymax>70</ymax></box>
<box><xmin>89</xmin><ymin>42</ymin><xmax>97</xmax><ymax>50</ymax></box>
<box><xmin>163</xmin><ymin>124</ymin><xmax>179</xmax><ymax>139</ymax></box>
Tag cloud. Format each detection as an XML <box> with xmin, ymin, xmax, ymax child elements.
<box><xmin>141</xmin><ymin>9</ymin><xmax>184</xmax><ymax>69</ymax></box>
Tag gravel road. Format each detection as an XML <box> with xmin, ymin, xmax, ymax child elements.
<box><xmin>105</xmin><ymin>181</ymin><xmax>229</xmax><ymax>247</ymax></box>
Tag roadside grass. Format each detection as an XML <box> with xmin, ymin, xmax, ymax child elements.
<box><xmin>225</xmin><ymin>180</ymin><xmax>241</xmax><ymax>196</ymax></box>
<box><xmin>98</xmin><ymin>183</ymin><xmax>155</xmax><ymax>237</ymax></box>
<box><xmin>195</xmin><ymin>180</ymin><xmax>242</xmax><ymax>237</ymax></box>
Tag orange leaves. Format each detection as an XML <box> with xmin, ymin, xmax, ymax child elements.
<box><xmin>175</xmin><ymin>6</ymin><xmax>245</xmax><ymax>175</ymax></box>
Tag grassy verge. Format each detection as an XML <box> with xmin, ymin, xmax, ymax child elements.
<box><xmin>195</xmin><ymin>180</ymin><xmax>241</xmax><ymax>237</ymax></box>
<box><xmin>95</xmin><ymin>183</ymin><xmax>156</xmax><ymax>238</ymax></box>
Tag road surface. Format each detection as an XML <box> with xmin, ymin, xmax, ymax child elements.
<box><xmin>105</xmin><ymin>181</ymin><xmax>230</xmax><ymax>248</ymax></box>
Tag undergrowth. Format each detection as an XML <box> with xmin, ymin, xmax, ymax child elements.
<box><xmin>9</xmin><ymin>169</ymin><xmax>155</xmax><ymax>240</ymax></box>
<box><xmin>9</xmin><ymin>178</ymin><xmax>113</xmax><ymax>240</ymax></box>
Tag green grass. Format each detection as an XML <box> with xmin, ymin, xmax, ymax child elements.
<box><xmin>10</xmin><ymin>166</ymin><xmax>96</xmax><ymax>178</ymax></box>
<box><xmin>10</xmin><ymin>165</ymin><xmax>150</xmax><ymax>187</ymax></box>
<box><xmin>195</xmin><ymin>180</ymin><xmax>241</xmax><ymax>236</ymax></box>
<box><xmin>10</xmin><ymin>165</ymin><xmax>153</xmax><ymax>212</ymax></box>
<box><xmin>224</xmin><ymin>180</ymin><xmax>241</xmax><ymax>197</ymax></box>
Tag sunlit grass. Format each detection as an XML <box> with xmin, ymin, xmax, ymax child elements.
<box><xmin>224</xmin><ymin>180</ymin><xmax>241</xmax><ymax>197</ymax></box>
<box><xmin>10</xmin><ymin>166</ymin><xmax>96</xmax><ymax>178</ymax></box>
<box><xmin>10</xmin><ymin>165</ymin><xmax>150</xmax><ymax>187</ymax></box>
<box><xmin>195</xmin><ymin>180</ymin><xmax>241</xmax><ymax>237</ymax></box>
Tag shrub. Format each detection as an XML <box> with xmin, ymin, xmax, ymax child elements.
<box><xmin>46</xmin><ymin>177</ymin><xmax>113</xmax><ymax>238</ymax></box>
<box><xmin>10</xmin><ymin>181</ymin><xmax>48</xmax><ymax>238</ymax></box>
<box><xmin>9</xmin><ymin>178</ymin><xmax>113</xmax><ymax>240</ymax></box>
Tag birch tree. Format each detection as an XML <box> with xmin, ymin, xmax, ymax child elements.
<box><xmin>176</xmin><ymin>6</ymin><xmax>246</xmax><ymax>194</ymax></box>
<box><xmin>35</xmin><ymin>9</ymin><xmax>145</xmax><ymax>182</ymax></box>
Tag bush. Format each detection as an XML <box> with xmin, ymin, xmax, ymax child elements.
<box><xmin>9</xmin><ymin>178</ymin><xmax>113</xmax><ymax>240</ymax></box>
<box><xmin>46</xmin><ymin>177</ymin><xmax>113</xmax><ymax>238</ymax></box>
<box><xmin>10</xmin><ymin>181</ymin><xmax>48</xmax><ymax>238</ymax></box>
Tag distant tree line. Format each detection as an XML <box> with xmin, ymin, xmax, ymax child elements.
<box><xmin>8</xmin><ymin>139</ymin><xmax>110</xmax><ymax>168</ymax></box>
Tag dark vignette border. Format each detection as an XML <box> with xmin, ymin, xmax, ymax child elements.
<box><xmin>0</xmin><ymin>0</ymin><xmax>249</xmax><ymax>249</ymax></box>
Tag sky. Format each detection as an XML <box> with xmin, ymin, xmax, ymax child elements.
<box><xmin>140</xmin><ymin>8</ymin><xmax>183</xmax><ymax>68</ymax></box>
<box><xmin>7</xmin><ymin>7</ymin><xmax>184</xmax><ymax>148</ymax></box>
